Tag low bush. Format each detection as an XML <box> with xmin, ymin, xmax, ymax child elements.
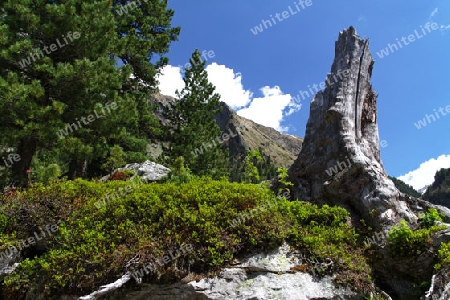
<box><xmin>0</xmin><ymin>177</ymin><xmax>371</xmax><ymax>298</ymax></box>
<box><xmin>388</xmin><ymin>218</ymin><xmax>446</xmax><ymax>257</ymax></box>
<box><xmin>418</xmin><ymin>208</ymin><xmax>443</xmax><ymax>228</ymax></box>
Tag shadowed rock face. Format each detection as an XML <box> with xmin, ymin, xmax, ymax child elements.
<box><xmin>287</xmin><ymin>26</ymin><xmax>417</xmax><ymax>230</ymax></box>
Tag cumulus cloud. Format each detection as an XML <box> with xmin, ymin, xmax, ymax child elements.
<box><xmin>156</xmin><ymin>65</ymin><xmax>184</xmax><ymax>97</ymax></box>
<box><xmin>398</xmin><ymin>154</ymin><xmax>450</xmax><ymax>191</ymax></box>
<box><xmin>205</xmin><ymin>63</ymin><xmax>253</xmax><ymax>110</ymax></box>
<box><xmin>157</xmin><ymin>63</ymin><xmax>301</xmax><ymax>132</ymax></box>
<box><xmin>237</xmin><ymin>86</ymin><xmax>300</xmax><ymax>132</ymax></box>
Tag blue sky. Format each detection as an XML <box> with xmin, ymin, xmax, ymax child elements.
<box><xmin>157</xmin><ymin>0</ymin><xmax>450</xmax><ymax>191</ymax></box>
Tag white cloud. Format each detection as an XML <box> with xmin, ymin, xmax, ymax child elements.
<box><xmin>398</xmin><ymin>154</ymin><xmax>450</xmax><ymax>191</ymax></box>
<box><xmin>430</xmin><ymin>8</ymin><xmax>438</xmax><ymax>17</ymax></box>
<box><xmin>358</xmin><ymin>15</ymin><xmax>366</xmax><ymax>22</ymax></box>
<box><xmin>157</xmin><ymin>63</ymin><xmax>302</xmax><ymax>132</ymax></box>
<box><xmin>156</xmin><ymin>65</ymin><xmax>184</xmax><ymax>97</ymax></box>
<box><xmin>237</xmin><ymin>86</ymin><xmax>300</xmax><ymax>132</ymax></box>
<box><xmin>205</xmin><ymin>63</ymin><xmax>253</xmax><ymax>110</ymax></box>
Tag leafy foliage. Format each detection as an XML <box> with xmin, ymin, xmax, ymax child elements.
<box><xmin>0</xmin><ymin>178</ymin><xmax>372</xmax><ymax>298</ymax></box>
<box><xmin>387</xmin><ymin>217</ymin><xmax>446</xmax><ymax>257</ymax></box>
<box><xmin>0</xmin><ymin>0</ymin><xmax>179</xmax><ymax>184</ymax></box>
<box><xmin>102</xmin><ymin>145</ymin><xmax>126</xmax><ymax>176</ymax></box>
<box><xmin>243</xmin><ymin>149</ymin><xmax>262</xmax><ymax>183</ymax></box>
<box><xmin>229</xmin><ymin>148</ymin><xmax>278</xmax><ymax>183</ymax></box>
<box><xmin>418</xmin><ymin>208</ymin><xmax>443</xmax><ymax>228</ymax></box>
<box><xmin>166</xmin><ymin>156</ymin><xmax>194</xmax><ymax>184</ymax></box>
<box><xmin>437</xmin><ymin>241</ymin><xmax>450</xmax><ymax>268</ymax></box>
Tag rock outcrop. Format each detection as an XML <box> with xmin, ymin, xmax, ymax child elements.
<box><xmin>75</xmin><ymin>243</ymin><xmax>363</xmax><ymax>300</ymax></box>
<box><xmin>186</xmin><ymin>242</ymin><xmax>360</xmax><ymax>300</ymax></box>
<box><xmin>100</xmin><ymin>161</ymin><xmax>170</xmax><ymax>182</ymax></box>
<box><xmin>214</xmin><ymin>102</ymin><xmax>303</xmax><ymax>169</ymax></box>
<box><xmin>150</xmin><ymin>94</ymin><xmax>303</xmax><ymax>169</ymax></box>
<box><xmin>119</xmin><ymin>161</ymin><xmax>170</xmax><ymax>182</ymax></box>
<box><xmin>284</xmin><ymin>26</ymin><xmax>433</xmax><ymax>230</ymax></box>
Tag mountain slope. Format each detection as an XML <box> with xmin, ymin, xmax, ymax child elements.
<box><xmin>422</xmin><ymin>168</ymin><xmax>450</xmax><ymax>208</ymax></box>
<box><xmin>389</xmin><ymin>176</ymin><xmax>421</xmax><ymax>198</ymax></box>
<box><xmin>150</xmin><ymin>93</ymin><xmax>303</xmax><ymax>169</ymax></box>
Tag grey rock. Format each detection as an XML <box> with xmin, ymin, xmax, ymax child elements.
<box><xmin>269</xmin><ymin>26</ymin><xmax>450</xmax><ymax>299</ymax></box>
<box><xmin>119</xmin><ymin>160</ymin><xmax>170</xmax><ymax>182</ymax></box>
<box><xmin>189</xmin><ymin>269</ymin><xmax>358</xmax><ymax>300</ymax></box>
<box><xmin>432</xmin><ymin>229</ymin><xmax>450</xmax><ymax>248</ymax></box>
<box><xmin>73</xmin><ymin>243</ymin><xmax>362</xmax><ymax>300</ymax></box>
<box><xmin>425</xmin><ymin>271</ymin><xmax>450</xmax><ymax>300</ymax></box>
<box><xmin>187</xmin><ymin>242</ymin><xmax>360</xmax><ymax>300</ymax></box>
<box><xmin>0</xmin><ymin>250</ymin><xmax>20</xmax><ymax>282</ymax></box>
<box><xmin>100</xmin><ymin>160</ymin><xmax>170</xmax><ymax>182</ymax></box>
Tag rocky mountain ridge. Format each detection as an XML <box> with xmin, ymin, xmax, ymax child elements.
<box><xmin>423</xmin><ymin>168</ymin><xmax>450</xmax><ymax>208</ymax></box>
<box><xmin>149</xmin><ymin>93</ymin><xmax>303</xmax><ymax>169</ymax></box>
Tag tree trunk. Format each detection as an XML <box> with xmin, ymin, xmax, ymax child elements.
<box><xmin>11</xmin><ymin>138</ymin><xmax>37</xmax><ymax>187</ymax></box>
<box><xmin>68</xmin><ymin>159</ymin><xmax>88</xmax><ymax>180</ymax></box>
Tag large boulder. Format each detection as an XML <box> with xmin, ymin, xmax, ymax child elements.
<box><xmin>118</xmin><ymin>161</ymin><xmax>170</xmax><ymax>182</ymax></box>
<box><xmin>76</xmin><ymin>243</ymin><xmax>364</xmax><ymax>300</ymax></box>
<box><xmin>186</xmin><ymin>242</ymin><xmax>361</xmax><ymax>300</ymax></box>
<box><xmin>100</xmin><ymin>161</ymin><xmax>170</xmax><ymax>182</ymax></box>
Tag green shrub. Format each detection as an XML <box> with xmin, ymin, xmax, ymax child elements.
<box><xmin>0</xmin><ymin>212</ymin><xmax>8</xmax><ymax>232</ymax></box>
<box><xmin>33</xmin><ymin>163</ymin><xmax>62</xmax><ymax>184</ymax></box>
<box><xmin>435</xmin><ymin>241</ymin><xmax>450</xmax><ymax>270</ymax></box>
<box><xmin>0</xmin><ymin>178</ymin><xmax>372</xmax><ymax>298</ymax></box>
<box><xmin>418</xmin><ymin>208</ymin><xmax>443</xmax><ymax>228</ymax></box>
<box><xmin>388</xmin><ymin>220</ymin><xmax>446</xmax><ymax>257</ymax></box>
<box><xmin>167</xmin><ymin>156</ymin><xmax>194</xmax><ymax>184</ymax></box>
<box><xmin>102</xmin><ymin>145</ymin><xmax>126</xmax><ymax>175</ymax></box>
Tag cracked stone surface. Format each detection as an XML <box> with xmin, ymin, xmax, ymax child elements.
<box><xmin>284</xmin><ymin>26</ymin><xmax>420</xmax><ymax>230</ymax></box>
<box><xmin>187</xmin><ymin>242</ymin><xmax>359</xmax><ymax>300</ymax></box>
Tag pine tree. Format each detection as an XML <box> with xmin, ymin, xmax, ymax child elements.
<box><xmin>243</xmin><ymin>149</ymin><xmax>262</xmax><ymax>183</ymax></box>
<box><xmin>0</xmin><ymin>0</ymin><xmax>179</xmax><ymax>184</ymax></box>
<box><xmin>163</xmin><ymin>49</ymin><xmax>228</xmax><ymax>179</ymax></box>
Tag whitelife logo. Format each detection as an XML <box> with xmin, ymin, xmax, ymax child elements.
<box><xmin>56</xmin><ymin>102</ymin><xmax>118</xmax><ymax>139</ymax></box>
<box><xmin>0</xmin><ymin>154</ymin><xmax>21</xmax><ymax>172</ymax></box>
<box><xmin>115</xmin><ymin>0</ymin><xmax>150</xmax><ymax>16</ymax></box>
<box><xmin>325</xmin><ymin>157</ymin><xmax>352</xmax><ymax>178</ymax></box>
<box><xmin>18</xmin><ymin>32</ymin><xmax>81</xmax><ymax>68</ymax></box>
<box><xmin>414</xmin><ymin>105</ymin><xmax>450</xmax><ymax>129</ymax></box>
<box><xmin>250</xmin><ymin>0</ymin><xmax>313</xmax><ymax>35</ymax></box>
<box><xmin>0</xmin><ymin>221</ymin><xmax>61</xmax><ymax>261</ymax></box>
<box><xmin>291</xmin><ymin>68</ymin><xmax>350</xmax><ymax>103</ymax></box>
<box><xmin>376</xmin><ymin>22</ymin><xmax>439</xmax><ymax>59</ymax></box>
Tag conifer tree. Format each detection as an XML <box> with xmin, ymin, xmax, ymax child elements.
<box><xmin>0</xmin><ymin>0</ymin><xmax>179</xmax><ymax>184</ymax></box>
<box><xmin>164</xmin><ymin>49</ymin><xmax>229</xmax><ymax>179</ymax></box>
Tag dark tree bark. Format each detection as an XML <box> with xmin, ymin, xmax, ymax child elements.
<box><xmin>11</xmin><ymin>138</ymin><xmax>37</xmax><ymax>187</ymax></box>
